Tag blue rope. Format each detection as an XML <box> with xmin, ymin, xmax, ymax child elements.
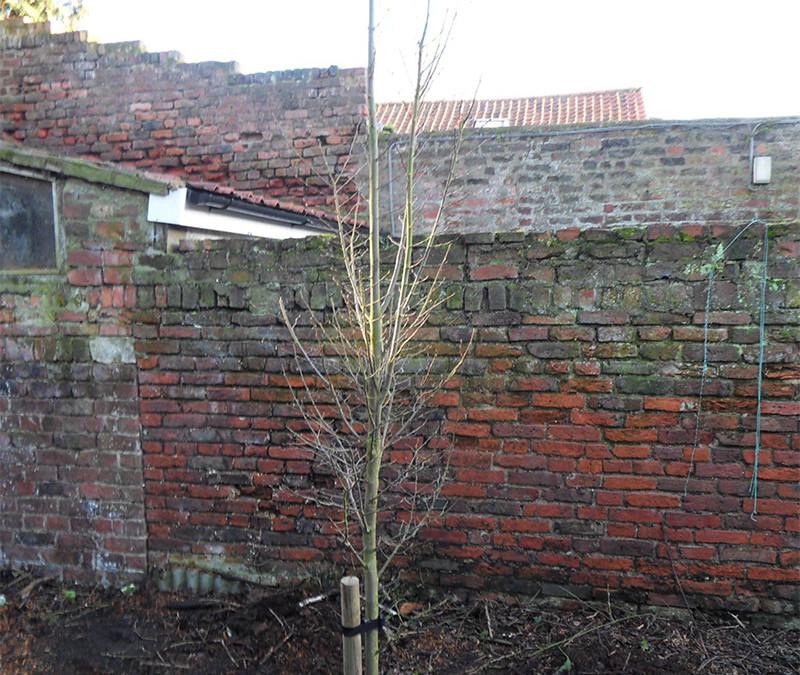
<box><xmin>685</xmin><ymin>218</ymin><xmax>768</xmax><ymax>519</ymax></box>
<box><xmin>685</xmin><ymin>265</ymin><xmax>714</xmax><ymax>496</ymax></box>
<box><xmin>749</xmin><ymin>223</ymin><xmax>769</xmax><ymax>519</ymax></box>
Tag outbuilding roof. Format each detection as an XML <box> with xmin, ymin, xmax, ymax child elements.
<box><xmin>0</xmin><ymin>141</ymin><xmax>341</xmax><ymax>239</ymax></box>
<box><xmin>376</xmin><ymin>88</ymin><xmax>646</xmax><ymax>134</ymax></box>
<box><xmin>0</xmin><ymin>142</ymin><xmax>176</xmax><ymax>195</ymax></box>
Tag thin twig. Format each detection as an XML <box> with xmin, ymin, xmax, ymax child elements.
<box><xmin>661</xmin><ymin>523</ymin><xmax>709</xmax><ymax>660</ymax></box>
<box><xmin>467</xmin><ymin>614</ymin><xmax>639</xmax><ymax>673</ymax></box>
<box><xmin>259</xmin><ymin>631</ymin><xmax>294</xmax><ymax>666</ymax></box>
<box><xmin>217</xmin><ymin>637</ymin><xmax>239</xmax><ymax>667</ymax></box>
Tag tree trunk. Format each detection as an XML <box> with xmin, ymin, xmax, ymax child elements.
<box><xmin>364</xmin><ymin>2</ymin><xmax>383</xmax><ymax>673</ymax></box>
<box><xmin>363</xmin><ymin>435</ymin><xmax>381</xmax><ymax>675</ymax></box>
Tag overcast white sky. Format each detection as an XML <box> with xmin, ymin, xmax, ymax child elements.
<box><xmin>79</xmin><ymin>0</ymin><xmax>800</xmax><ymax>120</ymax></box>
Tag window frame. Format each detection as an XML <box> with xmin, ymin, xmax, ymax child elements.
<box><xmin>0</xmin><ymin>167</ymin><xmax>62</xmax><ymax>275</ymax></box>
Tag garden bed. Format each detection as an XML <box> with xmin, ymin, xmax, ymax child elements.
<box><xmin>1</xmin><ymin>570</ymin><xmax>798</xmax><ymax>674</ymax></box>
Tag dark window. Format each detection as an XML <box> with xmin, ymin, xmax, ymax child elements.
<box><xmin>0</xmin><ymin>172</ymin><xmax>57</xmax><ymax>271</ymax></box>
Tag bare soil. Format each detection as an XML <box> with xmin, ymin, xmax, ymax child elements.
<box><xmin>1</xmin><ymin>570</ymin><xmax>798</xmax><ymax>674</ymax></box>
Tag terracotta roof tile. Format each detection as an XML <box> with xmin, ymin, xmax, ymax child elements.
<box><xmin>376</xmin><ymin>89</ymin><xmax>646</xmax><ymax>134</ymax></box>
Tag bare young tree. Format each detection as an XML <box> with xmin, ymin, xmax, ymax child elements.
<box><xmin>280</xmin><ymin>2</ymin><xmax>465</xmax><ymax>673</ymax></box>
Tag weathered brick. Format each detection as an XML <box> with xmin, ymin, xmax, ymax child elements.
<box><xmin>470</xmin><ymin>264</ymin><xmax>519</xmax><ymax>280</ymax></box>
<box><xmin>577</xmin><ymin>310</ymin><xmax>630</xmax><ymax>325</ymax></box>
<box><xmin>603</xmin><ymin>476</ymin><xmax>656</xmax><ymax>490</ymax></box>
<box><xmin>508</xmin><ymin>326</ymin><xmax>549</xmax><ymax>341</ymax></box>
<box><xmin>625</xmin><ymin>492</ymin><xmax>680</xmax><ymax>508</ymax></box>
<box><xmin>531</xmin><ymin>393</ymin><xmax>585</xmax><ymax>408</ymax></box>
<box><xmin>67</xmin><ymin>268</ymin><xmax>103</xmax><ymax>286</ymax></box>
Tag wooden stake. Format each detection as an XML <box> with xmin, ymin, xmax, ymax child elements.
<box><xmin>341</xmin><ymin>576</ymin><xmax>362</xmax><ymax>675</ymax></box>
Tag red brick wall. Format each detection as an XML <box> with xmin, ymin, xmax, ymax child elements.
<box><xmin>132</xmin><ymin>225</ymin><xmax>799</xmax><ymax>614</ymax></box>
<box><xmin>2</xmin><ymin>203</ymin><xmax>797</xmax><ymax>610</ymax></box>
<box><xmin>0</xmin><ymin>22</ymin><xmax>365</xmax><ymax>208</ymax></box>
<box><xmin>0</xmin><ymin>175</ymin><xmax>152</xmax><ymax>583</ymax></box>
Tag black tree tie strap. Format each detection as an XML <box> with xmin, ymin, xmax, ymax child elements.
<box><xmin>341</xmin><ymin>615</ymin><xmax>383</xmax><ymax>637</ymax></box>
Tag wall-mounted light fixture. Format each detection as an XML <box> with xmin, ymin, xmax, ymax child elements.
<box><xmin>752</xmin><ymin>156</ymin><xmax>772</xmax><ymax>185</ymax></box>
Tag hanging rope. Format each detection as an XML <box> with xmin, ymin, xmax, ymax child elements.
<box><xmin>684</xmin><ymin>218</ymin><xmax>769</xmax><ymax>519</ymax></box>
<box><xmin>749</xmin><ymin>223</ymin><xmax>769</xmax><ymax>519</ymax></box>
<box><xmin>684</xmin><ymin>255</ymin><xmax>716</xmax><ymax>496</ymax></box>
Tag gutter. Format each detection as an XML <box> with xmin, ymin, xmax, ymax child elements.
<box><xmin>186</xmin><ymin>188</ymin><xmax>333</xmax><ymax>231</ymax></box>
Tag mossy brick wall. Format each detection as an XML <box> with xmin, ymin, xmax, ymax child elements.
<box><xmin>381</xmin><ymin>120</ymin><xmax>800</xmax><ymax>234</ymax></box>
<box><xmin>133</xmin><ymin>225</ymin><xmax>799</xmax><ymax>614</ymax></box>
<box><xmin>0</xmin><ymin>22</ymin><xmax>365</xmax><ymax>208</ymax></box>
<box><xmin>0</xmin><ymin>176</ymin><xmax>151</xmax><ymax>583</ymax></box>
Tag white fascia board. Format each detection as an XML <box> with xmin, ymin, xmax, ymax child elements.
<box><xmin>147</xmin><ymin>188</ymin><xmax>322</xmax><ymax>240</ymax></box>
